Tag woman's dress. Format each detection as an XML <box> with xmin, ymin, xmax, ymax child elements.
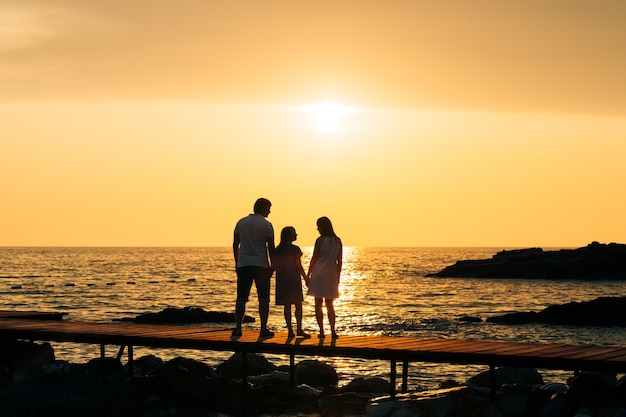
<box><xmin>307</xmin><ymin>236</ymin><xmax>341</xmax><ymax>299</ymax></box>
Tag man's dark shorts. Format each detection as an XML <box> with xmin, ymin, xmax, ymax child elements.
<box><xmin>236</xmin><ymin>266</ymin><xmax>272</xmax><ymax>303</ymax></box>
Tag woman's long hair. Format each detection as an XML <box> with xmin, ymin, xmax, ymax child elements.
<box><xmin>317</xmin><ymin>217</ymin><xmax>338</xmax><ymax>238</ymax></box>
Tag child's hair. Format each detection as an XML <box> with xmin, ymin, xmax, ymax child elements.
<box><xmin>277</xmin><ymin>226</ymin><xmax>296</xmax><ymax>248</ymax></box>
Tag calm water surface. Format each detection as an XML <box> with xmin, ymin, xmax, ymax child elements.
<box><xmin>1</xmin><ymin>247</ymin><xmax>625</xmax><ymax>389</ymax></box>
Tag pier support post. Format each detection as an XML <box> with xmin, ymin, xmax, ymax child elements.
<box><xmin>401</xmin><ymin>360</ymin><xmax>408</xmax><ymax>392</ymax></box>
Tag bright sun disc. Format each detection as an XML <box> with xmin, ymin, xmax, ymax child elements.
<box><xmin>303</xmin><ymin>101</ymin><xmax>358</xmax><ymax>133</ymax></box>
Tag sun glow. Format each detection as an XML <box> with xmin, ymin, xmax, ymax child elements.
<box><xmin>302</xmin><ymin>101</ymin><xmax>358</xmax><ymax>133</ymax></box>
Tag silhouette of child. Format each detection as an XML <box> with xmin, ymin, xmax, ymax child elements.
<box><xmin>273</xmin><ymin>227</ymin><xmax>310</xmax><ymax>338</ymax></box>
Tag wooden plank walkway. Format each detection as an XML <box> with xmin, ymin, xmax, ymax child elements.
<box><xmin>1</xmin><ymin>317</ymin><xmax>625</xmax><ymax>400</ymax></box>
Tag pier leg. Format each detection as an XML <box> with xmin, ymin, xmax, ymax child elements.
<box><xmin>390</xmin><ymin>359</ymin><xmax>397</xmax><ymax>399</ymax></box>
<box><xmin>489</xmin><ymin>363</ymin><xmax>497</xmax><ymax>402</ymax></box>
<box><xmin>289</xmin><ymin>353</ymin><xmax>295</xmax><ymax>388</ymax></box>
<box><xmin>116</xmin><ymin>345</ymin><xmax>126</xmax><ymax>361</ymax></box>
<box><xmin>401</xmin><ymin>360</ymin><xmax>408</xmax><ymax>393</ymax></box>
<box><xmin>100</xmin><ymin>344</ymin><xmax>105</xmax><ymax>359</ymax></box>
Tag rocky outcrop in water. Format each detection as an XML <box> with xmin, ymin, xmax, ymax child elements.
<box><xmin>487</xmin><ymin>296</ymin><xmax>626</xmax><ymax>326</ymax></box>
<box><xmin>427</xmin><ymin>242</ymin><xmax>626</xmax><ymax>279</ymax></box>
<box><xmin>117</xmin><ymin>306</ymin><xmax>255</xmax><ymax>324</ymax></box>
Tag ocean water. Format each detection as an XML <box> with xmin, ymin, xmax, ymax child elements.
<box><xmin>1</xmin><ymin>246</ymin><xmax>625</xmax><ymax>389</ymax></box>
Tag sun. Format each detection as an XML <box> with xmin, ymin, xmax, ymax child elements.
<box><xmin>302</xmin><ymin>101</ymin><xmax>358</xmax><ymax>133</ymax></box>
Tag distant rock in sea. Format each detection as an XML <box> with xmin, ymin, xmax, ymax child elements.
<box><xmin>486</xmin><ymin>296</ymin><xmax>626</xmax><ymax>327</ymax></box>
<box><xmin>117</xmin><ymin>306</ymin><xmax>255</xmax><ymax>324</ymax></box>
<box><xmin>427</xmin><ymin>242</ymin><xmax>626</xmax><ymax>279</ymax></box>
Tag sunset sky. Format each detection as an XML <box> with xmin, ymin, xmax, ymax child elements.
<box><xmin>2</xmin><ymin>1</ymin><xmax>625</xmax><ymax>247</ymax></box>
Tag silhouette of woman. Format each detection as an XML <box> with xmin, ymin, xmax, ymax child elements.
<box><xmin>307</xmin><ymin>217</ymin><xmax>343</xmax><ymax>338</ymax></box>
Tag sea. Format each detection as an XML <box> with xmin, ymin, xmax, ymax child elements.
<box><xmin>1</xmin><ymin>246</ymin><xmax>625</xmax><ymax>390</ymax></box>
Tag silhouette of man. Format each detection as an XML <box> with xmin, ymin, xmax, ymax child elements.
<box><xmin>232</xmin><ymin>197</ymin><xmax>275</xmax><ymax>338</ymax></box>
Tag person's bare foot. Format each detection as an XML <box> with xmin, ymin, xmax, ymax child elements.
<box><xmin>296</xmin><ymin>330</ymin><xmax>311</xmax><ymax>339</ymax></box>
<box><xmin>259</xmin><ymin>329</ymin><xmax>274</xmax><ymax>338</ymax></box>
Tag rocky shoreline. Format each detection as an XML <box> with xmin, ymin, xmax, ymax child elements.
<box><xmin>1</xmin><ymin>339</ymin><xmax>625</xmax><ymax>417</ymax></box>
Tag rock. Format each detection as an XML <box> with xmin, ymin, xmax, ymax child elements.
<box><xmin>118</xmin><ymin>306</ymin><xmax>255</xmax><ymax>324</ymax></box>
<box><xmin>487</xmin><ymin>297</ymin><xmax>626</xmax><ymax>327</ymax></box>
<box><xmin>496</xmin><ymin>390</ymin><xmax>530</xmax><ymax>417</ymax></box>
<box><xmin>0</xmin><ymin>340</ymin><xmax>55</xmax><ymax>385</ymax></box>
<box><xmin>537</xmin><ymin>393</ymin><xmax>577</xmax><ymax>417</ymax></box>
<box><xmin>467</xmin><ymin>367</ymin><xmax>544</xmax><ymax>390</ymax></box>
<box><xmin>216</xmin><ymin>352</ymin><xmax>277</xmax><ymax>379</ymax></box>
<box><xmin>438</xmin><ymin>379</ymin><xmax>462</xmax><ymax>389</ymax></box>
<box><xmin>0</xmin><ymin>360</ymin><xmax>139</xmax><ymax>417</ymax></box>
<box><xmin>427</xmin><ymin>242</ymin><xmax>626</xmax><ymax>280</ymax></box>
<box><xmin>314</xmin><ymin>377</ymin><xmax>392</xmax><ymax>417</ymax></box>
<box><xmin>367</xmin><ymin>386</ymin><xmax>468</xmax><ymax>417</ymax></box>
<box><xmin>340</xmin><ymin>376</ymin><xmax>390</xmax><ymax>394</ymax></box>
<box><xmin>567</xmin><ymin>372</ymin><xmax>617</xmax><ymax>411</ymax></box>
<box><xmin>86</xmin><ymin>356</ymin><xmax>124</xmax><ymax>375</ymax></box>
<box><xmin>459</xmin><ymin>315</ymin><xmax>483</xmax><ymax>322</ymax></box>
<box><xmin>130</xmin><ymin>354</ymin><xmax>163</xmax><ymax>376</ymax></box>
<box><xmin>248</xmin><ymin>378</ymin><xmax>320</xmax><ymax>416</ymax></box>
<box><xmin>295</xmin><ymin>359</ymin><xmax>339</xmax><ymax>388</ymax></box>
<box><xmin>319</xmin><ymin>391</ymin><xmax>375</xmax><ymax>416</ymax></box>
<box><xmin>611</xmin><ymin>375</ymin><xmax>626</xmax><ymax>407</ymax></box>
<box><xmin>541</xmin><ymin>382</ymin><xmax>569</xmax><ymax>395</ymax></box>
<box><xmin>157</xmin><ymin>361</ymin><xmax>223</xmax><ymax>405</ymax></box>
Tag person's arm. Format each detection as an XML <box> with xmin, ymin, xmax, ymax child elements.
<box><xmin>307</xmin><ymin>238</ymin><xmax>321</xmax><ymax>278</ymax></box>
<box><xmin>267</xmin><ymin>235</ymin><xmax>275</xmax><ymax>269</ymax></box>
<box><xmin>297</xmin><ymin>254</ymin><xmax>309</xmax><ymax>287</ymax></box>
<box><xmin>232</xmin><ymin>232</ymin><xmax>240</xmax><ymax>268</ymax></box>
<box><xmin>336</xmin><ymin>238</ymin><xmax>343</xmax><ymax>283</ymax></box>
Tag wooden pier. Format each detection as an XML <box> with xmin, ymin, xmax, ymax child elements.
<box><xmin>0</xmin><ymin>310</ymin><xmax>68</xmax><ymax>321</ymax></box>
<box><xmin>1</xmin><ymin>315</ymin><xmax>625</xmax><ymax>401</ymax></box>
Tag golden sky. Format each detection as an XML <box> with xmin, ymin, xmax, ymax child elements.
<box><xmin>1</xmin><ymin>1</ymin><xmax>625</xmax><ymax>247</ymax></box>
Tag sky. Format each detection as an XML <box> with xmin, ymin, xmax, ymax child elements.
<box><xmin>1</xmin><ymin>0</ymin><xmax>625</xmax><ymax>247</ymax></box>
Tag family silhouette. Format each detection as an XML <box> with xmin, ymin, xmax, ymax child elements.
<box><xmin>231</xmin><ymin>198</ymin><xmax>342</xmax><ymax>339</ymax></box>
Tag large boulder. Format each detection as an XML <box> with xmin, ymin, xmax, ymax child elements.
<box><xmin>320</xmin><ymin>391</ymin><xmax>377</xmax><ymax>416</ymax></box>
<box><xmin>467</xmin><ymin>367</ymin><xmax>544</xmax><ymax>390</ymax></box>
<box><xmin>341</xmin><ymin>376</ymin><xmax>390</xmax><ymax>394</ymax></box>
<box><xmin>119</xmin><ymin>306</ymin><xmax>255</xmax><ymax>324</ymax></box>
<box><xmin>567</xmin><ymin>372</ymin><xmax>617</xmax><ymax>411</ymax></box>
<box><xmin>0</xmin><ymin>340</ymin><xmax>55</xmax><ymax>386</ymax></box>
<box><xmin>0</xmin><ymin>360</ymin><xmax>139</xmax><ymax>417</ymax></box>
<box><xmin>216</xmin><ymin>352</ymin><xmax>277</xmax><ymax>379</ymax></box>
<box><xmin>295</xmin><ymin>359</ymin><xmax>339</xmax><ymax>388</ymax></box>
<box><xmin>367</xmin><ymin>386</ymin><xmax>468</xmax><ymax>417</ymax></box>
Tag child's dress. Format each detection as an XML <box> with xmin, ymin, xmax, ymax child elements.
<box><xmin>274</xmin><ymin>243</ymin><xmax>304</xmax><ymax>305</ymax></box>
